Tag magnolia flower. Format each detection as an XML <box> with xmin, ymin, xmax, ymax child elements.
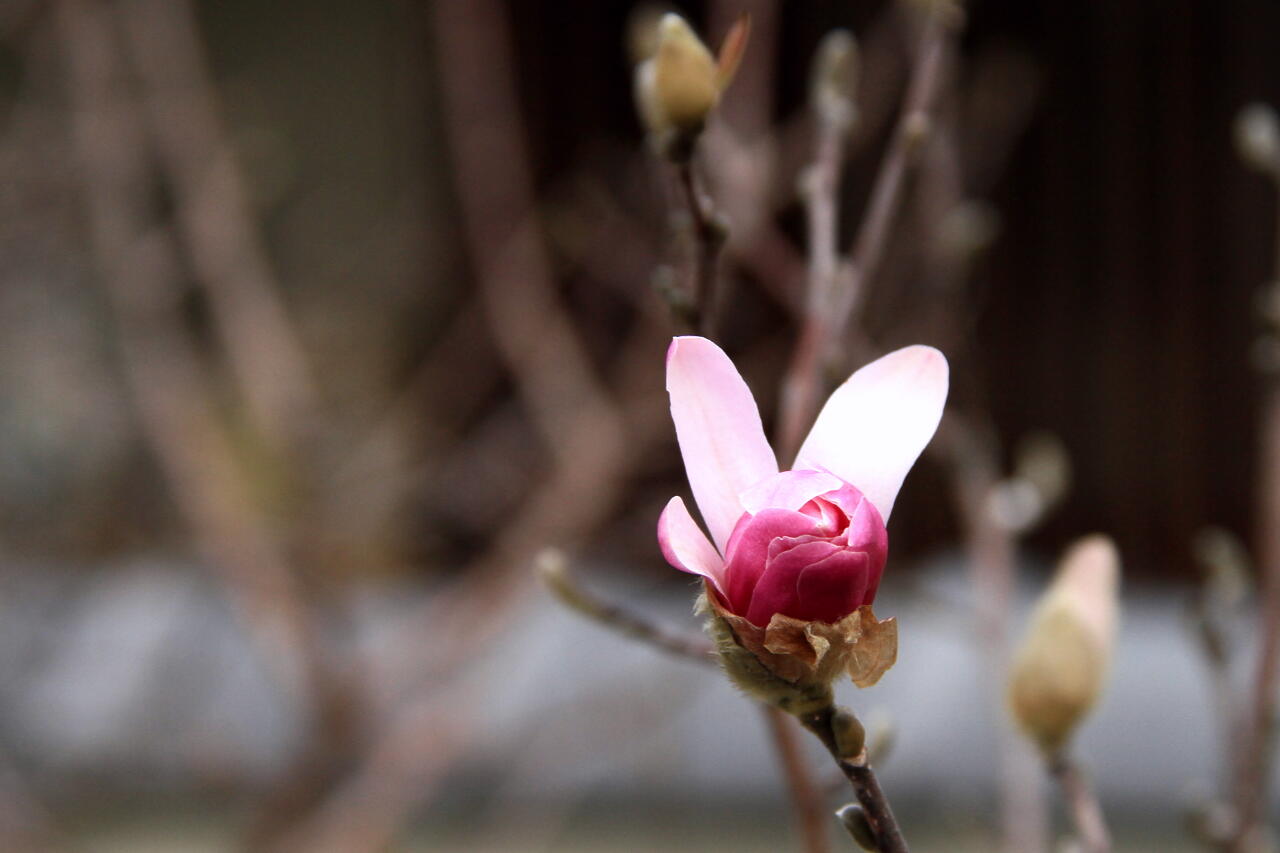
<box><xmin>658</xmin><ymin>336</ymin><xmax>948</xmax><ymax>630</ymax></box>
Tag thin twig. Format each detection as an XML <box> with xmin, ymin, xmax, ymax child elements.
<box><xmin>833</xmin><ymin>9</ymin><xmax>951</xmax><ymax>330</ymax></box>
<box><xmin>54</xmin><ymin>0</ymin><xmax>319</xmax><ymax>702</ymax></box>
<box><xmin>677</xmin><ymin>161</ymin><xmax>726</xmax><ymax>336</ymax></box>
<box><xmin>768</xmin><ymin>12</ymin><xmax>961</xmax><ymax>852</ymax></box>
<box><xmin>705</xmin><ymin>0</ymin><xmax>777</xmax><ymax>247</ymax></box>
<box><xmin>54</xmin><ymin>7</ymin><xmax>361</xmax><ymax>847</ymax></box>
<box><xmin>537</xmin><ymin>553</ymin><xmax>714</xmax><ymax>663</ymax></box>
<box><xmin>797</xmin><ymin>706</ymin><xmax>909</xmax><ymax>853</ymax></box>
<box><xmin>1233</xmin><ymin>162</ymin><xmax>1280</xmax><ymax>852</ymax></box>
<box><xmin>934</xmin><ymin>411</ymin><xmax>1048</xmax><ymax>853</ymax></box>
<box><xmin>540</xmin><ymin>556</ymin><xmax>834</xmax><ymax>853</ymax></box>
<box><xmin>1050</xmin><ymin>755</ymin><xmax>1112</xmax><ymax>853</ymax></box>
<box><xmin>782</xmin><ymin>6</ymin><xmax>956</xmax><ymax>458</ymax></box>
<box><xmin>274</xmin><ymin>4</ymin><xmax>655</xmax><ymax>846</ymax></box>
<box><xmin>779</xmin><ymin>78</ymin><xmax>851</xmax><ymax>462</ymax></box>
<box><xmin>0</xmin><ymin>755</ymin><xmax>69</xmax><ymax>853</ymax></box>
<box><xmin>117</xmin><ymin>0</ymin><xmax>320</xmax><ymax>449</ymax></box>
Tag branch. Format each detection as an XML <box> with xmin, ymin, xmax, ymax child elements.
<box><xmin>833</xmin><ymin>9</ymin><xmax>951</xmax><ymax>330</ymax></box>
<box><xmin>779</xmin><ymin>48</ymin><xmax>853</xmax><ymax>461</ymax></box>
<box><xmin>538</xmin><ymin>554</ymin><xmax>833</xmax><ymax>853</ymax></box>
<box><xmin>676</xmin><ymin>160</ymin><xmax>728</xmax><ymax>336</ymax></box>
<box><xmin>762</xmin><ymin>707</ymin><xmax>832</xmax><ymax>853</ymax></box>
<box><xmin>781</xmin><ymin>5</ymin><xmax>957</xmax><ymax>458</ymax></box>
<box><xmin>1235</xmin><ymin>153</ymin><xmax>1280</xmax><ymax>851</ymax></box>
<box><xmin>117</xmin><ymin>0</ymin><xmax>319</xmax><ymax>449</ymax></box>
<box><xmin>797</xmin><ymin>706</ymin><xmax>909</xmax><ymax>853</ymax></box>
<box><xmin>1050</xmin><ymin>755</ymin><xmax>1112</xmax><ymax>853</ymax></box>
<box><xmin>54</xmin><ymin>0</ymin><xmax>320</xmax><ymax>702</ymax></box>
<box><xmin>537</xmin><ymin>551</ymin><xmax>714</xmax><ymax>663</ymax></box>
<box><xmin>53</xmin><ymin>7</ymin><xmax>363</xmax><ymax>846</ymax></box>
<box><xmin>934</xmin><ymin>411</ymin><xmax>1048</xmax><ymax>853</ymax></box>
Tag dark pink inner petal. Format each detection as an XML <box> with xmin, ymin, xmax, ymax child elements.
<box><xmin>722</xmin><ymin>508</ymin><xmax>819</xmax><ymax>615</ymax></box>
<box><xmin>717</xmin><ymin>476</ymin><xmax>891</xmax><ymax>626</ymax></box>
<box><xmin>798</xmin><ymin>497</ymin><xmax>846</xmax><ymax>535</ymax></box>
<box><xmin>792</xmin><ymin>551</ymin><xmax>871</xmax><ymax>623</ymax></box>
<box><xmin>744</xmin><ymin>541</ymin><xmax>867</xmax><ymax>625</ymax></box>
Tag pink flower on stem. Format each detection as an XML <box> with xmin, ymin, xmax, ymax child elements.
<box><xmin>658</xmin><ymin>336</ymin><xmax>949</xmax><ymax>629</ymax></box>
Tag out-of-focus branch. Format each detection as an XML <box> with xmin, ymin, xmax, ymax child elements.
<box><xmin>55</xmin><ymin>0</ymin><xmax>317</xmax><ymax>701</ymax></box>
<box><xmin>910</xmin><ymin>31</ymin><xmax>1055</xmax><ymax>853</ymax></box>
<box><xmin>779</xmin><ymin>30</ymin><xmax>856</xmax><ymax>462</ymax></box>
<box><xmin>935</xmin><ymin>412</ymin><xmax>1049</xmax><ymax>853</ymax></box>
<box><xmin>1189</xmin><ymin>528</ymin><xmax>1251</xmax><ymax>815</ymax></box>
<box><xmin>830</xmin><ymin>8</ymin><xmax>953</xmax><ymax>343</ymax></box>
<box><xmin>677</xmin><ymin>161</ymin><xmax>728</xmax><ymax>336</ymax></box>
<box><xmin>116</xmin><ymin>0</ymin><xmax>319</xmax><ymax>449</ymax></box>
<box><xmin>272</xmin><ymin>4</ymin><xmax>649</xmax><ymax>848</ymax></box>
<box><xmin>269</xmin><ymin>696</ymin><xmax>465</xmax><ymax>853</ymax></box>
<box><xmin>1050</xmin><ymin>755</ymin><xmax>1112</xmax><ymax>853</ymax></box>
<box><xmin>762</xmin><ymin>706</ymin><xmax>832</xmax><ymax>853</ymax></box>
<box><xmin>1235</xmin><ymin>134</ymin><xmax>1280</xmax><ymax>853</ymax></box>
<box><xmin>54</xmin><ymin>7</ymin><xmax>362</xmax><ymax>848</ymax></box>
<box><xmin>706</xmin><ymin>0</ymin><xmax>777</xmax><ymax>246</ymax></box>
<box><xmin>0</xmin><ymin>758</ymin><xmax>67</xmax><ymax>853</ymax></box>
<box><xmin>783</xmin><ymin>7</ymin><xmax>958</xmax><ymax>455</ymax></box>
<box><xmin>434</xmin><ymin>4</ymin><xmax>624</xmax><ymax>471</ymax></box>
<box><xmin>382</xmin><ymin>0</ymin><xmax>631</xmax><ymax>680</ymax></box>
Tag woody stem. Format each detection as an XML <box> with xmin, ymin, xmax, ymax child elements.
<box><xmin>798</xmin><ymin>705</ymin><xmax>909</xmax><ymax>853</ymax></box>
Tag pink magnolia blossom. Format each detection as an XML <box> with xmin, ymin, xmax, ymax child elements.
<box><xmin>658</xmin><ymin>336</ymin><xmax>948</xmax><ymax>627</ymax></box>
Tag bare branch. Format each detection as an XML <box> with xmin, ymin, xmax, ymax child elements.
<box><xmin>117</xmin><ymin>0</ymin><xmax>320</xmax><ymax>448</ymax></box>
<box><xmin>1050</xmin><ymin>755</ymin><xmax>1112</xmax><ymax>853</ymax></box>
<box><xmin>762</xmin><ymin>706</ymin><xmax>833</xmax><ymax>853</ymax></box>
<box><xmin>797</xmin><ymin>706</ymin><xmax>909</xmax><ymax>853</ymax></box>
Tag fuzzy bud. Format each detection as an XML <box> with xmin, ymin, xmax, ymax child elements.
<box><xmin>831</xmin><ymin>707</ymin><xmax>867</xmax><ymax>758</ymax></box>
<box><xmin>937</xmin><ymin>200</ymin><xmax>1001</xmax><ymax>262</ymax></box>
<box><xmin>700</xmin><ymin>588</ymin><xmax>896</xmax><ymax>714</ymax></box>
<box><xmin>1192</xmin><ymin>526</ymin><xmax>1251</xmax><ymax>611</ymax></box>
<box><xmin>1008</xmin><ymin>535</ymin><xmax>1120</xmax><ymax>755</ymax></box>
<box><xmin>836</xmin><ymin>804</ymin><xmax>878</xmax><ymax>850</ymax></box>
<box><xmin>1236</xmin><ymin>103</ymin><xmax>1280</xmax><ymax>174</ymax></box>
<box><xmin>634</xmin><ymin>14</ymin><xmax>720</xmax><ymax>159</ymax></box>
<box><xmin>700</xmin><ymin>590</ymin><xmax>836</xmax><ymax>714</ymax></box>
<box><xmin>810</xmin><ymin>30</ymin><xmax>859</xmax><ymax>131</ymax></box>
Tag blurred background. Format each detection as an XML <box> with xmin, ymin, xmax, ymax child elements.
<box><xmin>1</xmin><ymin>0</ymin><xmax>1279</xmax><ymax>850</ymax></box>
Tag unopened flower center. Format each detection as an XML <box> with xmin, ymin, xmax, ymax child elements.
<box><xmin>797</xmin><ymin>496</ymin><xmax>848</xmax><ymax>537</ymax></box>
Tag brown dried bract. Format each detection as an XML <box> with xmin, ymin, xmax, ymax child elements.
<box><xmin>705</xmin><ymin>587</ymin><xmax>898</xmax><ymax>688</ymax></box>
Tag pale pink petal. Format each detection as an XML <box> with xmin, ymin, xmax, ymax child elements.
<box><xmin>795</xmin><ymin>345</ymin><xmax>948</xmax><ymax>521</ymax></box>
<box><xmin>738</xmin><ymin>469</ymin><xmax>843</xmax><ymax>515</ymax></box>
<box><xmin>657</xmin><ymin>496</ymin><xmax>727</xmax><ymax>591</ymax></box>
<box><xmin>667</xmin><ymin>336</ymin><xmax>778</xmax><ymax>552</ymax></box>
